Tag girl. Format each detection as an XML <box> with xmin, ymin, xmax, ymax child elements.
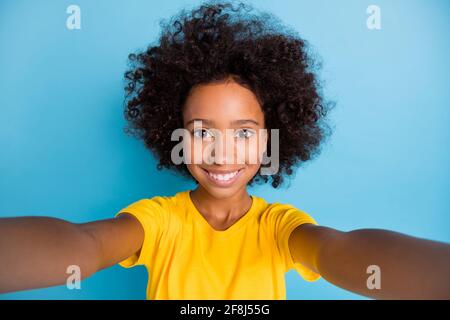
<box><xmin>0</xmin><ymin>1</ymin><xmax>449</xmax><ymax>299</ymax></box>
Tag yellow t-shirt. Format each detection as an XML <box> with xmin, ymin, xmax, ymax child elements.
<box><xmin>114</xmin><ymin>190</ymin><xmax>321</xmax><ymax>300</ymax></box>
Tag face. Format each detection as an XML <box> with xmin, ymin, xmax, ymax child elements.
<box><xmin>182</xmin><ymin>78</ymin><xmax>267</xmax><ymax>199</ymax></box>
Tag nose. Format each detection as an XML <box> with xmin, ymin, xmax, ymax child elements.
<box><xmin>208</xmin><ymin>130</ymin><xmax>236</xmax><ymax>165</ymax></box>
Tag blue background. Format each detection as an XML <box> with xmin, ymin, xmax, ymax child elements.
<box><xmin>1</xmin><ymin>0</ymin><xmax>449</xmax><ymax>299</ymax></box>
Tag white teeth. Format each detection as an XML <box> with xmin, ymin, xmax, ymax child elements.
<box><xmin>208</xmin><ymin>170</ymin><xmax>239</xmax><ymax>181</ymax></box>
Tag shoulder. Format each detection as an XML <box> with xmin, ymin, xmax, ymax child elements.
<box><xmin>116</xmin><ymin>190</ymin><xmax>190</xmax><ymax>223</ymax></box>
<box><xmin>115</xmin><ymin>191</ymin><xmax>190</xmax><ymax>235</ymax></box>
<box><xmin>120</xmin><ymin>190</ymin><xmax>188</xmax><ymax>212</ymax></box>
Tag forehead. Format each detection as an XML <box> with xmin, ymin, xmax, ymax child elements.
<box><xmin>182</xmin><ymin>81</ymin><xmax>264</xmax><ymax>124</ymax></box>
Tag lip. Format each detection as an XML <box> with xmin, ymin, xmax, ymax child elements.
<box><xmin>200</xmin><ymin>167</ymin><xmax>245</xmax><ymax>188</ymax></box>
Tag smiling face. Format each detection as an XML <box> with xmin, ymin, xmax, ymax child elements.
<box><xmin>182</xmin><ymin>78</ymin><xmax>267</xmax><ymax>199</ymax></box>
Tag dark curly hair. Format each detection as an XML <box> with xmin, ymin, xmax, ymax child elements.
<box><xmin>123</xmin><ymin>0</ymin><xmax>334</xmax><ymax>188</ymax></box>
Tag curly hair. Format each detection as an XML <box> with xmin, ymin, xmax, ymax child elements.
<box><xmin>123</xmin><ymin>0</ymin><xmax>334</xmax><ymax>188</ymax></box>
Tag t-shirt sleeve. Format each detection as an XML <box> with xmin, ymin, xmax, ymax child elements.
<box><xmin>273</xmin><ymin>204</ymin><xmax>321</xmax><ymax>282</ymax></box>
<box><xmin>114</xmin><ymin>196</ymin><xmax>168</xmax><ymax>268</ymax></box>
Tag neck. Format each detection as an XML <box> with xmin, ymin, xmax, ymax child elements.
<box><xmin>190</xmin><ymin>185</ymin><xmax>252</xmax><ymax>223</ymax></box>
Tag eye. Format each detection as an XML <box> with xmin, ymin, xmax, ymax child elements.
<box><xmin>235</xmin><ymin>128</ymin><xmax>255</xmax><ymax>139</ymax></box>
<box><xmin>192</xmin><ymin>128</ymin><xmax>214</xmax><ymax>139</ymax></box>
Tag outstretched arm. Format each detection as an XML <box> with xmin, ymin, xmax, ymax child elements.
<box><xmin>288</xmin><ymin>224</ymin><xmax>450</xmax><ymax>299</ymax></box>
<box><xmin>0</xmin><ymin>213</ymin><xmax>143</xmax><ymax>293</ymax></box>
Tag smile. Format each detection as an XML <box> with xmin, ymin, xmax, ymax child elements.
<box><xmin>201</xmin><ymin>168</ymin><xmax>245</xmax><ymax>187</ymax></box>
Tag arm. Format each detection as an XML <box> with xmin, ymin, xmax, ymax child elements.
<box><xmin>0</xmin><ymin>213</ymin><xmax>143</xmax><ymax>293</ymax></box>
<box><xmin>288</xmin><ymin>223</ymin><xmax>450</xmax><ymax>299</ymax></box>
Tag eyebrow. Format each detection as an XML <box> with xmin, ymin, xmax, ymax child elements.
<box><xmin>185</xmin><ymin>118</ymin><xmax>260</xmax><ymax>126</ymax></box>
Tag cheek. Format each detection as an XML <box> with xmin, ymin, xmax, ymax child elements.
<box><xmin>182</xmin><ymin>137</ymin><xmax>209</xmax><ymax>164</ymax></box>
<box><xmin>238</xmin><ymin>135</ymin><xmax>266</xmax><ymax>165</ymax></box>
<box><xmin>185</xmin><ymin>163</ymin><xmax>197</xmax><ymax>178</ymax></box>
